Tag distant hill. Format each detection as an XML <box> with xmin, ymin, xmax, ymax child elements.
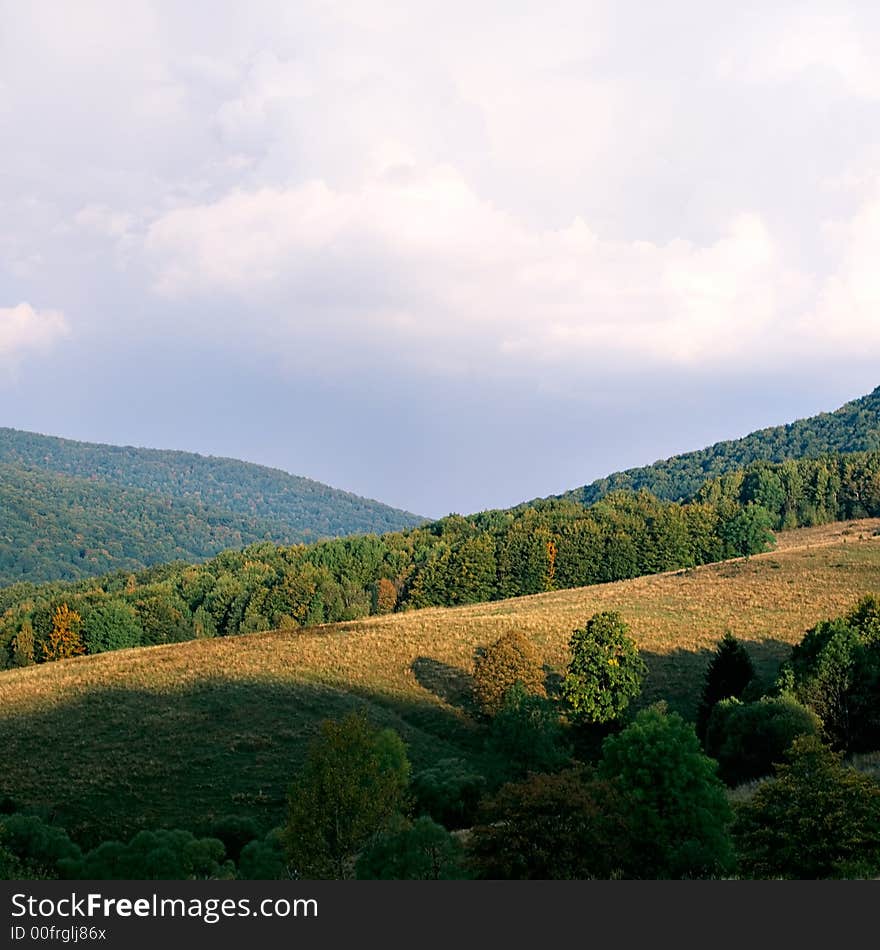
<box><xmin>555</xmin><ymin>386</ymin><xmax>880</xmax><ymax>506</ymax></box>
<box><xmin>0</xmin><ymin>428</ymin><xmax>423</xmax><ymax>584</ymax></box>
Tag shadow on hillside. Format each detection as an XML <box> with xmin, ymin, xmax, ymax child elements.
<box><xmin>0</xmin><ymin>674</ymin><xmax>484</xmax><ymax>850</ymax></box>
<box><xmin>411</xmin><ymin>656</ymin><xmax>477</xmax><ymax>716</ymax></box>
<box><xmin>638</xmin><ymin>636</ymin><xmax>795</xmax><ymax>719</ymax></box>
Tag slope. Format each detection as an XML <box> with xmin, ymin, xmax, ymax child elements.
<box><xmin>1</xmin><ymin>519</ymin><xmax>878</xmax><ymax>844</ymax></box>
<box><xmin>557</xmin><ymin>385</ymin><xmax>880</xmax><ymax>505</ymax></box>
<box><xmin>0</xmin><ymin>427</ymin><xmax>424</xmax><ymax>583</ymax></box>
<box><xmin>0</xmin><ymin>461</ymin><xmax>286</xmax><ymax>585</ymax></box>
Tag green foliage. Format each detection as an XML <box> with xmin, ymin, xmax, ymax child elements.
<box><xmin>11</xmin><ymin>620</ymin><xmax>34</xmax><ymax>667</ymax></box>
<box><xmin>468</xmin><ymin>768</ymin><xmax>634</xmax><ymax>880</ymax></box>
<box><xmin>355</xmin><ymin>816</ymin><xmax>470</xmax><ymax>880</ymax></box>
<box><xmin>564</xmin><ymin>385</ymin><xmax>880</xmax><ymax>505</ymax></box>
<box><xmin>82</xmin><ymin>600</ymin><xmax>143</xmax><ymax>654</ymax></box>
<box><xmin>282</xmin><ymin>712</ymin><xmax>411</xmax><ymax>879</ymax></box>
<box><xmin>0</xmin><ymin>427</ymin><xmax>423</xmax><ymax>586</ymax></box>
<box><xmin>205</xmin><ymin>815</ymin><xmax>261</xmax><ymax>864</ymax></box>
<box><xmin>562</xmin><ymin>612</ymin><xmax>646</xmax><ymax>724</ymax></box>
<box><xmin>696</xmin><ymin>632</ymin><xmax>755</xmax><ymax>739</ymax></box>
<box><xmin>60</xmin><ymin>829</ymin><xmax>234</xmax><ymax>880</ymax></box>
<box><xmin>411</xmin><ymin>759</ymin><xmax>486</xmax><ymax>830</ymax></box>
<box><xmin>486</xmin><ymin>682</ymin><xmax>570</xmax><ymax>782</ymax></box>
<box><xmin>783</xmin><ymin>596</ymin><xmax>880</xmax><ymax>750</ymax></box>
<box><xmin>0</xmin><ymin>815</ymin><xmax>81</xmax><ymax>878</ymax></box>
<box><xmin>733</xmin><ymin>736</ymin><xmax>880</xmax><ymax>879</ymax></box>
<box><xmin>705</xmin><ymin>695</ymin><xmax>821</xmax><ymax>785</ymax></box>
<box><xmin>598</xmin><ymin>706</ymin><xmax>735</xmax><ymax>878</ymax></box>
<box><xmin>472</xmin><ymin>631</ymin><xmax>546</xmax><ymax>716</ymax></box>
<box><xmin>238</xmin><ymin>828</ymin><xmax>288</xmax><ymax>880</ymax></box>
<box><xmin>719</xmin><ymin>503</ymin><xmax>776</xmax><ymax>558</ymax></box>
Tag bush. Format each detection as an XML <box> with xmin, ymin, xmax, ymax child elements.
<box><xmin>411</xmin><ymin>759</ymin><xmax>486</xmax><ymax>830</ymax></box>
<box><xmin>705</xmin><ymin>695</ymin><xmax>821</xmax><ymax>786</ymax></box>
<box><xmin>206</xmin><ymin>815</ymin><xmax>261</xmax><ymax>864</ymax></box>
<box><xmin>734</xmin><ymin>736</ymin><xmax>880</xmax><ymax>878</ymax></box>
<box><xmin>598</xmin><ymin>705</ymin><xmax>734</xmax><ymax>878</ymax></box>
<box><xmin>355</xmin><ymin>816</ymin><xmax>469</xmax><ymax>880</ymax></box>
<box><xmin>696</xmin><ymin>632</ymin><xmax>755</xmax><ymax>740</ymax></box>
<box><xmin>562</xmin><ymin>612</ymin><xmax>646</xmax><ymax>724</ymax></box>
<box><xmin>472</xmin><ymin>631</ymin><xmax>545</xmax><ymax>716</ymax></box>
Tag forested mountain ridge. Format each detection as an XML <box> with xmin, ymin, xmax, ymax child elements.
<box><xmin>0</xmin><ymin>428</ymin><xmax>424</xmax><ymax>583</ymax></box>
<box><xmin>554</xmin><ymin>386</ymin><xmax>880</xmax><ymax>506</ymax></box>
<box><xmin>0</xmin><ymin>461</ymin><xmax>286</xmax><ymax>585</ymax></box>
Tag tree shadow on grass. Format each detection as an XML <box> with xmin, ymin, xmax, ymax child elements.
<box><xmin>0</xmin><ymin>675</ymin><xmax>482</xmax><ymax>850</ymax></box>
<box><xmin>410</xmin><ymin>656</ymin><xmax>478</xmax><ymax>716</ymax></box>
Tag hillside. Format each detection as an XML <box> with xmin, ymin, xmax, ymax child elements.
<box><xmin>556</xmin><ymin>385</ymin><xmax>880</xmax><ymax>506</ymax></box>
<box><xmin>1</xmin><ymin>519</ymin><xmax>878</xmax><ymax>844</ymax></box>
<box><xmin>0</xmin><ymin>428</ymin><xmax>424</xmax><ymax>584</ymax></box>
<box><xmin>0</xmin><ymin>461</ymin><xmax>285</xmax><ymax>585</ymax></box>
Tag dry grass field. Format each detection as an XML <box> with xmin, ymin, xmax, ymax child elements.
<box><xmin>2</xmin><ymin>519</ymin><xmax>879</xmax><ymax>844</ymax></box>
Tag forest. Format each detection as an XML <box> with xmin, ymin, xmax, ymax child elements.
<box><xmin>0</xmin><ymin>428</ymin><xmax>424</xmax><ymax>585</ymax></box>
<box><xmin>4</xmin><ymin>448</ymin><xmax>880</xmax><ymax>669</ymax></box>
<box><xmin>560</xmin><ymin>384</ymin><xmax>880</xmax><ymax>505</ymax></box>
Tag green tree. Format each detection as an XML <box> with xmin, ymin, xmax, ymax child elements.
<box><xmin>705</xmin><ymin>695</ymin><xmax>821</xmax><ymax>786</ymax></box>
<box><xmin>719</xmin><ymin>503</ymin><xmax>775</xmax><ymax>558</ymax></box>
<box><xmin>238</xmin><ymin>829</ymin><xmax>288</xmax><ymax>880</ymax></box>
<box><xmin>468</xmin><ymin>768</ymin><xmax>633</xmax><ymax>880</ymax></box>
<box><xmin>411</xmin><ymin>759</ymin><xmax>486</xmax><ymax>830</ymax></box>
<box><xmin>0</xmin><ymin>815</ymin><xmax>81</xmax><ymax>878</ymax></box>
<box><xmin>11</xmin><ymin>620</ymin><xmax>35</xmax><ymax>667</ymax></box>
<box><xmin>696</xmin><ymin>632</ymin><xmax>755</xmax><ymax>740</ymax></box>
<box><xmin>733</xmin><ymin>736</ymin><xmax>880</xmax><ymax>879</ymax></box>
<box><xmin>60</xmin><ymin>829</ymin><xmax>234</xmax><ymax>880</ymax></box>
<box><xmin>562</xmin><ymin>612</ymin><xmax>646</xmax><ymax>724</ymax></box>
<box><xmin>82</xmin><ymin>600</ymin><xmax>143</xmax><ymax>654</ymax></box>
<box><xmin>472</xmin><ymin>631</ymin><xmax>546</xmax><ymax>716</ymax></box>
<box><xmin>486</xmin><ymin>682</ymin><xmax>570</xmax><ymax>782</ymax></box>
<box><xmin>355</xmin><ymin>816</ymin><xmax>469</xmax><ymax>880</ymax></box>
<box><xmin>282</xmin><ymin>712</ymin><xmax>411</xmax><ymax>879</ymax></box>
<box><xmin>598</xmin><ymin>705</ymin><xmax>735</xmax><ymax>878</ymax></box>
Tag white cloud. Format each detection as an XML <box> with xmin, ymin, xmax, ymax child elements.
<box><xmin>0</xmin><ymin>303</ymin><xmax>69</xmax><ymax>371</ymax></box>
<box><xmin>144</xmin><ymin>164</ymin><xmax>813</xmax><ymax>371</ymax></box>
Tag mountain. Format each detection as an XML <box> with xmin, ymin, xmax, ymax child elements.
<box><xmin>554</xmin><ymin>385</ymin><xmax>880</xmax><ymax>506</ymax></box>
<box><xmin>0</xmin><ymin>427</ymin><xmax>423</xmax><ymax>584</ymax></box>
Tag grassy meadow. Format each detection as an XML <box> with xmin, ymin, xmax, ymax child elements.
<box><xmin>1</xmin><ymin>518</ymin><xmax>879</xmax><ymax>845</ymax></box>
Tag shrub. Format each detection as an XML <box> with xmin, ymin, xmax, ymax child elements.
<box><xmin>0</xmin><ymin>815</ymin><xmax>81</xmax><ymax>878</ymax></box>
<box><xmin>472</xmin><ymin>631</ymin><xmax>545</xmax><ymax>716</ymax></box>
<box><xmin>562</xmin><ymin>612</ymin><xmax>646</xmax><ymax>724</ymax></box>
<box><xmin>82</xmin><ymin>601</ymin><xmax>143</xmax><ymax>654</ymax></box>
<box><xmin>238</xmin><ymin>829</ymin><xmax>288</xmax><ymax>880</ymax></box>
<box><xmin>705</xmin><ymin>695</ymin><xmax>821</xmax><ymax>785</ymax></box>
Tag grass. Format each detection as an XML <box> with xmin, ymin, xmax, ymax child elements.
<box><xmin>1</xmin><ymin>519</ymin><xmax>879</xmax><ymax>844</ymax></box>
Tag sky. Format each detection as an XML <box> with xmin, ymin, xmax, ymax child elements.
<box><xmin>2</xmin><ymin>1</ymin><xmax>880</xmax><ymax>518</ymax></box>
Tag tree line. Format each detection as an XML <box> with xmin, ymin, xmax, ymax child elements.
<box><xmin>4</xmin><ymin>449</ymin><xmax>880</xmax><ymax>669</ymax></box>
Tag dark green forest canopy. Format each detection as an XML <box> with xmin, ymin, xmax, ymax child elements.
<box><xmin>550</xmin><ymin>385</ymin><xmax>880</xmax><ymax>506</ymax></box>
<box><xmin>0</xmin><ymin>428</ymin><xmax>424</xmax><ymax>584</ymax></box>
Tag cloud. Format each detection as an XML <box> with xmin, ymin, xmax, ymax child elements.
<box><xmin>144</xmin><ymin>162</ymin><xmax>813</xmax><ymax>372</ymax></box>
<box><xmin>0</xmin><ymin>303</ymin><xmax>70</xmax><ymax>372</ymax></box>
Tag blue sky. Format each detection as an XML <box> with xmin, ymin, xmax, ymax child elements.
<box><xmin>2</xmin><ymin>1</ymin><xmax>880</xmax><ymax>517</ymax></box>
